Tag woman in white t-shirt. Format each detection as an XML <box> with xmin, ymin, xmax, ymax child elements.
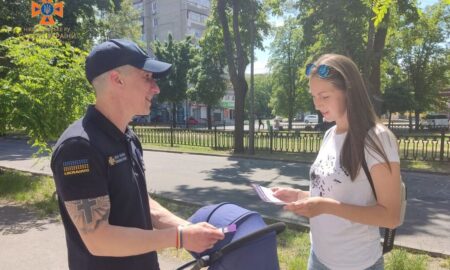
<box><xmin>272</xmin><ymin>54</ymin><xmax>401</xmax><ymax>270</ymax></box>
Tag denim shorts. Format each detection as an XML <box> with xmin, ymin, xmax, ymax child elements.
<box><xmin>307</xmin><ymin>251</ymin><xmax>384</xmax><ymax>270</ymax></box>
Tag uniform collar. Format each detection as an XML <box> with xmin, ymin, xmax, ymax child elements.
<box><xmin>84</xmin><ymin>105</ymin><xmax>133</xmax><ymax>142</ymax></box>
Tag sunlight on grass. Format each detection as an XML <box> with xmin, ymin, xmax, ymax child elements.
<box><xmin>0</xmin><ymin>169</ymin><xmax>58</xmax><ymax>217</ymax></box>
<box><xmin>277</xmin><ymin>229</ymin><xmax>310</xmax><ymax>270</ymax></box>
<box><xmin>440</xmin><ymin>257</ymin><xmax>450</xmax><ymax>269</ymax></box>
<box><xmin>385</xmin><ymin>249</ymin><xmax>428</xmax><ymax>270</ymax></box>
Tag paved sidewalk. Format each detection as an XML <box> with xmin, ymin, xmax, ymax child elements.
<box><xmin>0</xmin><ymin>201</ymin><xmax>189</xmax><ymax>270</ymax></box>
<box><xmin>0</xmin><ymin>138</ymin><xmax>449</xmax><ymax>262</ymax></box>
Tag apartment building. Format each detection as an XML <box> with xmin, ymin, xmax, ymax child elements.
<box><xmin>133</xmin><ymin>0</ymin><xmax>210</xmax><ymax>44</ymax></box>
<box><xmin>132</xmin><ymin>0</ymin><xmax>235</xmax><ymax>125</ymax></box>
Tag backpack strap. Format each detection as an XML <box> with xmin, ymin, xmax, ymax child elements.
<box><xmin>362</xmin><ymin>158</ymin><xmax>396</xmax><ymax>254</ymax></box>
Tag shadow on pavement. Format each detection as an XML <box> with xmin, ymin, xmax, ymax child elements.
<box><xmin>0</xmin><ymin>202</ymin><xmax>59</xmax><ymax>235</ymax></box>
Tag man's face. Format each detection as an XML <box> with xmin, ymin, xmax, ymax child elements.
<box><xmin>123</xmin><ymin>68</ymin><xmax>161</xmax><ymax>116</ymax></box>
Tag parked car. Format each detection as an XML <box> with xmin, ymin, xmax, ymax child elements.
<box><xmin>304</xmin><ymin>114</ymin><xmax>319</xmax><ymax>124</ymax></box>
<box><xmin>420</xmin><ymin>114</ymin><xmax>449</xmax><ymax>130</ymax></box>
<box><xmin>187</xmin><ymin>117</ymin><xmax>199</xmax><ymax>125</ymax></box>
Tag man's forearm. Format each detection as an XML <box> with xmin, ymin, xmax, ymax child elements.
<box><xmin>149</xmin><ymin>197</ymin><xmax>190</xmax><ymax>229</ymax></box>
<box><xmin>81</xmin><ymin>223</ymin><xmax>177</xmax><ymax>257</ymax></box>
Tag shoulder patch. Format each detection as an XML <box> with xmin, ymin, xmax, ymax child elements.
<box><xmin>63</xmin><ymin>159</ymin><xmax>90</xmax><ymax>176</ymax></box>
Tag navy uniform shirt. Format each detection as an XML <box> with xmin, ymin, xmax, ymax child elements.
<box><xmin>51</xmin><ymin>105</ymin><xmax>159</xmax><ymax>270</ymax></box>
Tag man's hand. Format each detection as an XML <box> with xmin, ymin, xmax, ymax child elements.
<box><xmin>182</xmin><ymin>222</ymin><xmax>224</xmax><ymax>253</ymax></box>
<box><xmin>271</xmin><ymin>187</ymin><xmax>309</xmax><ymax>203</ymax></box>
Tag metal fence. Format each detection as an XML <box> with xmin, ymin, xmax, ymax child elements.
<box><xmin>132</xmin><ymin>126</ymin><xmax>450</xmax><ymax>162</ymax></box>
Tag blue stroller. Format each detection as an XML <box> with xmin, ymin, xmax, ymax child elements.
<box><xmin>176</xmin><ymin>203</ymin><xmax>286</xmax><ymax>270</ymax></box>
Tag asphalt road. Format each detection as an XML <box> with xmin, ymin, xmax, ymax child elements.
<box><xmin>0</xmin><ymin>138</ymin><xmax>449</xmax><ymax>257</ymax></box>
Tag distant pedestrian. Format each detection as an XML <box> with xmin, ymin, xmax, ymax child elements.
<box><xmin>50</xmin><ymin>39</ymin><xmax>223</xmax><ymax>270</ymax></box>
<box><xmin>272</xmin><ymin>54</ymin><xmax>401</xmax><ymax>270</ymax></box>
<box><xmin>258</xmin><ymin>117</ymin><xmax>264</xmax><ymax>131</ymax></box>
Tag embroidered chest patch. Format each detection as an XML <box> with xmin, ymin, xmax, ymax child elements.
<box><xmin>108</xmin><ymin>152</ymin><xmax>128</xmax><ymax>166</ymax></box>
<box><xmin>63</xmin><ymin>159</ymin><xmax>90</xmax><ymax>176</ymax></box>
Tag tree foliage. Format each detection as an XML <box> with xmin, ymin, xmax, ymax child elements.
<box><xmin>188</xmin><ymin>30</ymin><xmax>227</xmax><ymax>130</ymax></box>
<box><xmin>0</xmin><ymin>0</ymin><xmax>123</xmax><ymax>49</ymax></box>
<box><xmin>388</xmin><ymin>1</ymin><xmax>449</xmax><ymax>128</ymax></box>
<box><xmin>98</xmin><ymin>0</ymin><xmax>143</xmax><ymax>45</ymax></box>
<box><xmin>214</xmin><ymin>0</ymin><xmax>270</xmax><ymax>152</ymax></box>
<box><xmin>153</xmin><ymin>35</ymin><xmax>195</xmax><ymax>127</ymax></box>
<box><xmin>245</xmin><ymin>74</ymin><xmax>273</xmax><ymax>119</ymax></box>
<box><xmin>0</xmin><ymin>26</ymin><xmax>93</xmax><ymax>152</ymax></box>
<box><xmin>268</xmin><ymin>17</ymin><xmax>306</xmax><ymax>129</ymax></box>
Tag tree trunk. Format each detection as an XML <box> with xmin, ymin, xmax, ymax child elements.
<box><xmin>365</xmin><ymin>11</ymin><xmax>389</xmax><ymax>116</ymax></box>
<box><xmin>207</xmin><ymin>105</ymin><xmax>212</xmax><ymax>130</ymax></box>
<box><xmin>217</xmin><ymin>0</ymin><xmax>248</xmax><ymax>153</ymax></box>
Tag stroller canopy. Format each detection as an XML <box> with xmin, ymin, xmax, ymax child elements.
<box><xmin>187</xmin><ymin>202</ymin><xmax>281</xmax><ymax>270</ymax></box>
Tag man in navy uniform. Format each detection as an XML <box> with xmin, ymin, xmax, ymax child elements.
<box><xmin>51</xmin><ymin>39</ymin><xmax>224</xmax><ymax>270</ymax></box>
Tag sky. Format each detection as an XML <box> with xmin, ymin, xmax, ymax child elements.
<box><xmin>246</xmin><ymin>0</ymin><xmax>442</xmax><ymax>74</ymax></box>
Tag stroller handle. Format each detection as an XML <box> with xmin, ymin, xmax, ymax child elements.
<box><xmin>175</xmin><ymin>222</ymin><xmax>286</xmax><ymax>270</ymax></box>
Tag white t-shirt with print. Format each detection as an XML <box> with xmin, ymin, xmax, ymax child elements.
<box><xmin>309</xmin><ymin>124</ymin><xmax>399</xmax><ymax>270</ymax></box>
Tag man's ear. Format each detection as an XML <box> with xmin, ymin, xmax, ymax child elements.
<box><xmin>109</xmin><ymin>70</ymin><xmax>124</xmax><ymax>86</ymax></box>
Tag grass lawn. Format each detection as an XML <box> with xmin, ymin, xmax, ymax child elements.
<box><xmin>1</xmin><ymin>170</ymin><xmax>448</xmax><ymax>269</ymax></box>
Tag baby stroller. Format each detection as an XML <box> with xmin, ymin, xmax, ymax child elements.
<box><xmin>176</xmin><ymin>202</ymin><xmax>286</xmax><ymax>270</ymax></box>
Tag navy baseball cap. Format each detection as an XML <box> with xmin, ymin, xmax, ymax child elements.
<box><xmin>85</xmin><ymin>39</ymin><xmax>172</xmax><ymax>84</ymax></box>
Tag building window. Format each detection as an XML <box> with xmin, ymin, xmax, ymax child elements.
<box><xmin>151</xmin><ymin>1</ymin><xmax>157</xmax><ymax>14</ymax></box>
<box><xmin>188</xmin><ymin>10</ymin><xmax>208</xmax><ymax>24</ymax></box>
<box><xmin>153</xmin><ymin>17</ymin><xmax>158</xmax><ymax>28</ymax></box>
<box><xmin>188</xmin><ymin>0</ymin><xmax>210</xmax><ymax>9</ymax></box>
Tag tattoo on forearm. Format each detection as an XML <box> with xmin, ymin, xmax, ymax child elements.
<box><xmin>65</xmin><ymin>196</ymin><xmax>110</xmax><ymax>234</ymax></box>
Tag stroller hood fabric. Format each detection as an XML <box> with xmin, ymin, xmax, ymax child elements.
<box><xmin>188</xmin><ymin>202</ymin><xmax>280</xmax><ymax>270</ymax></box>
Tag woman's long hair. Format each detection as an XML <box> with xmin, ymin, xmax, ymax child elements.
<box><xmin>311</xmin><ymin>54</ymin><xmax>392</xmax><ymax>180</ymax></box>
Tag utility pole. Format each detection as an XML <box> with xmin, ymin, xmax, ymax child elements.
<box><xmin>143</xmin><ymin>0</ymin><xmax>151</xmax><ymax>54</ymax></box>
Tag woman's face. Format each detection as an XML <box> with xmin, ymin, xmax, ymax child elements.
<box><xmin>309</xmin><ymin>76</ymin><xmax>347</xmax><ymax>126</ymax></box>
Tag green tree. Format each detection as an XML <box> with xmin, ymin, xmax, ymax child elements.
<box><xmin>0</xmin><ymin>0</ymin><xmax>123</xmax><ymax>49</ymax></box>
<box><xmin>390</xmin><ymin>1</ymin><xmax>449</xmax><ymax>129</ymax></box>
<box><xmin>0</xmin><ymin>0</ymin><xmax>35</xmax><ymax>30</ymax></box>
<box><xmin>188</xmin><ymin>31</ymin><xmax>227</xmax><ymax>130</ymax></box>
<box><xmin>383</xmin><ymin>82</ymin><xmax>415</xmax><ymax>127</ymax></box>
<box><xmin>268</xmin><ymin>0</ymin><xmax>418</xmax><ymax>115</ymax></box>
<box><xmin>245</xmin><ymin>74</ymin><xmax>273</xmax><ymax>119</ymax></box>
<box><xmin>268</xmin><ymin>17</ymin><xmax>306</xmax><ymax>130</ymax></box>
<box><xmin>0</xmin><ymin>27</ymin><xmax>93</xmax><ymax>152</ymax></box>
<box><xmin>99</xmin><ymin>0</ymin><xmax>143</xmax><ymax>45</ymax></box>
<box><xmin>214</xmin><ymin>0</ymin><xmax>269</xmax><ymax>152</ymax></box>
<box><xmin>153</xmin><ymin>35</ymin><xmax>194</xmax><ymax>128</ymax></box>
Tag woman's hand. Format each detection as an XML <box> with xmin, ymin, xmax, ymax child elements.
<box><xmin>271</xmin><ymin>187</ymin><xmax>309</xmax><ymax>203</ymax></box>
<box><xmin>283</xmin><ymin>197</ymin><xmax>333</xmax><ymax>218</ymax></box>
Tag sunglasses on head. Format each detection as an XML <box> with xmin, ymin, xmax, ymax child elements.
<box><xmin>305</xmin><ymin>63</ymin><xmax>335</xmax><ymax>78</ymax></box>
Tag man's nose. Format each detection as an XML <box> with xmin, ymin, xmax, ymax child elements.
<box><xmin>152</xmin><ymin>84</ymin><xmax>160</xmax><ymax>94</ymax></box>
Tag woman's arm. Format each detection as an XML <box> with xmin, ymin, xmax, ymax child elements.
<box><xmin>284</xmin><ymin>162</ymin><xmax>401</xmax><ymax>229</ymax></box>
